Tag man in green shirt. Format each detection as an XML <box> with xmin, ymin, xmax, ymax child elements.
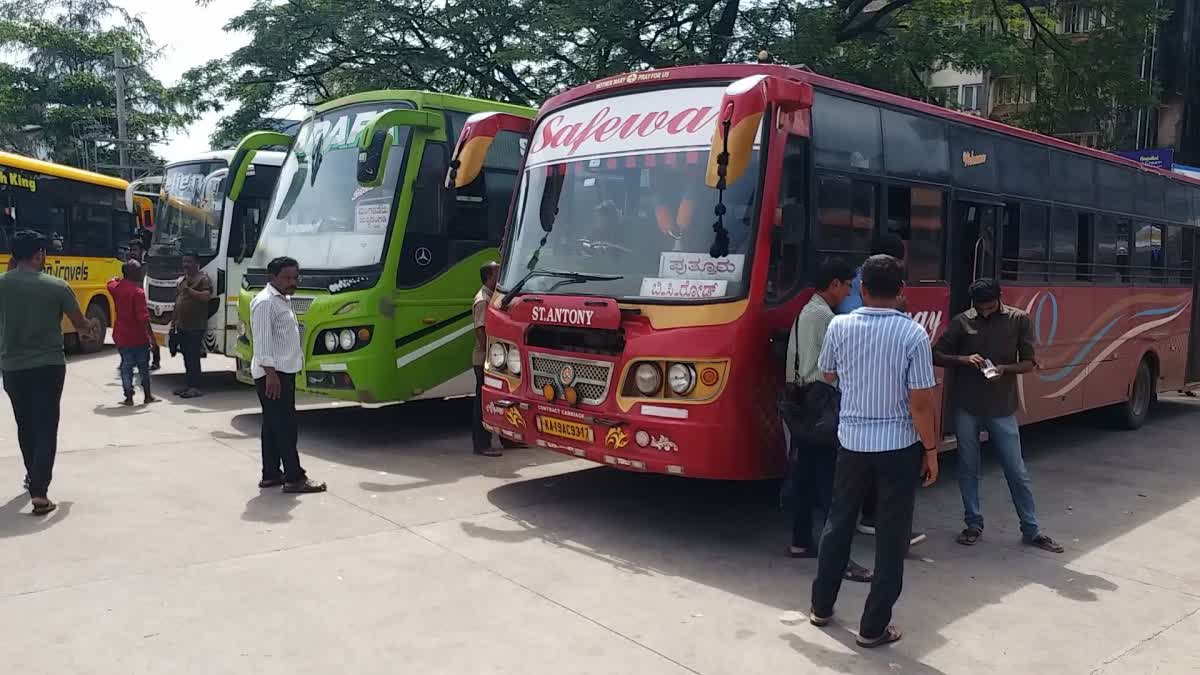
<box><xmin>0</xmin><ymin>230</ymin><xmax>93</xmax><ymax>514</ymax></box>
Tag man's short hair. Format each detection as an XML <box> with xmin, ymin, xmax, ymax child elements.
<box><xmin>128</xmin><ymin>239</ymin><xmax>143</xmax><ymax>250</ymax></box>
<box><xmin>861</xmin><ymin>254</ymin><xmax>904</xmax><ymax>299</ymax></box>
<box><xmin>181</xmin><ymin>250</ymin><xmax>199</xmax><ymax>260</ymax></box>
<box><xmin>968</xmin><ymin>277</ymin><xmax>1002</xmax><ymax>303</ymax></box>
<box><xmin>122</xmin><ymin>259</ymin><xmax>142</xmax><ymax>278</ymax></box>
<box><xmin>11</xmin><ymin>230</ymin><xmax>47</xmax><ymax>261</ymax></box>
<box><xmin>479</xmin><ymin>261</ymin><xmax>499</xmax><ymax>284</ymax></box>
<box><xmin>813</xmin><ymin>258</ymin><xmax>855</xmax><ymax>291</ymax></box>
<box><xmin>267</xmin><ymin>256</ymin><xmax>300</xmax><ymax>276</ymax></box>
<box><xmin>871</xmin><ymin>233</ymin><xmax>906</xmax><ymax>260</ymax></box>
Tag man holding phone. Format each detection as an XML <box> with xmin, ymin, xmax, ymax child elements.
<box><xmin>933</xmin><ymin>278</ymin><xmax>1063</xmax><ymax>553</ymax></box>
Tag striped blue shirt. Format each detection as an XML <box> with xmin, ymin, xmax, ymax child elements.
<box><xmin>818</xmin><ymin>307</ymin><xmax>936</xmax><ymax>452</ymax></box>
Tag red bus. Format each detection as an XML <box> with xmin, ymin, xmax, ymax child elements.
<box><xmin>452</xmin><ymin>64</ymin><xmax>1200</xmax><ymax>480</ymax></box>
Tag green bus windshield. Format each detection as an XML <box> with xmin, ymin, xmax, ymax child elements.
<box><xmin>252</xmin><ymin>102</ymin><xmax>411</xmax><ymax>271</ymax></box>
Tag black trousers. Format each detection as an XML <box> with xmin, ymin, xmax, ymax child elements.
<box><xmin>812</xmin><ymin>444</ymin><xmax>922</xmax><ymax>639</ymax></box>
<box><xmin>179</xmin><ymin>329</ymin><xmax>204</xmax><ymax>388</ymax></box>
<box><xmin>472</xmin><ymin>366</ymin><xmax>492</xmax><ymax>451</ymax></box>
<box><xmin>791</xmin><ymin>438</ymin><xmax>837</xmax><ymax>549</ymax></box>
<box><xmin>255</xmin><ymin>374</ymin><xmax>306</xmax><ymax>483</ymax></box>
<box><xmin>3</xmin><ymin>365</ymin><xmax>66</xmax><ymax>499</ymax></box>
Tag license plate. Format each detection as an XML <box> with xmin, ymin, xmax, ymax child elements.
<box><xmin>537</xmin><ymin>416</ymin><xmax>594</xmax><ymax>443</ymax></box>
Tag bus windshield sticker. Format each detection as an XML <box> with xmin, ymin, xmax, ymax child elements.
<box><xmin>209</xmin><ymin>229</ymin><xmax>219</xmax><ymax>252</ymax></box>
<box><xmin>658</xmin><ymin>252</ymin><xmax>744</xmax><ymax>281</ymax></box>
<box><xmin>638</xmin><ymin>278</ymin><xmax>727</xmax><ymax>300</ymax></box>
<box><xmin>355</xmin><ymin>202</ymin><xmax>390</xmax><ymax>234</ymax></box>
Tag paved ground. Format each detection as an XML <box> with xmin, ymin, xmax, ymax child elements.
<box><xmin>1</xmin><ymin>346</ymin><xmax>1199</xmax><ymax>674</ymax></box>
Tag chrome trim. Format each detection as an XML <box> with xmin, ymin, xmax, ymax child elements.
<box><xmin>528</xmin><ymin>352</ymin><xmax>613</xmax><ymax>405</ymax></box>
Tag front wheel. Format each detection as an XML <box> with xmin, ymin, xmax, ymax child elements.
<box><xmin>1119</xmin><ymin>359</ymin><xmax>1154</xmax><ymax>430</ymax></box>
<box><xmin>78</xmin><ymin>302</ymin><xmax>108</xmax><ymax>354</ymax></box>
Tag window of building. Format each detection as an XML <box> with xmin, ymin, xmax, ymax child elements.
<box><xmin>962</xmin><ymin>84</ymin><xmax>982</xmax><ymax>111</ymax></box>
<box><xmin>932</xmin><ymin>86</ymin><xmax>959</xmax><ymax>108</ymax></box>
<box><xmin>815</xmin><ymin>175</ymin><xmax>876</xmax><ymax>263</ymax></box>
<box><xmin>993</xmin><ymin>78</ymin><xmax>1034</xmax><ymax>106</ymax></box>
<box><xmin>886</xmin><ymin>185</ymin><xmax>944</xmax><ymax>282</ymax></box>
<box><xmin>1061</xmin><ymin>4</ymin><xmax>1103</xmax><ymax>34</ymax></box>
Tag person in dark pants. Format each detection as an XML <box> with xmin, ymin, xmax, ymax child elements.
<box><xmin>781</xmin><ymin>258</ymin><xmax>870</xmax><ymax>582</ymax></box>
<box><xmin>173</xmin><ymin>251</ymin><xmax>211</xmax><ymax>398</ymax></box>
<box><xmin>0</xmin><ymin>230</ymin><xmax>95</xmax><ymax>515</ymax></box>
<box><xmin>107</xmin><ymin>260</ymin><xmax>157</xmax><ymax>405</ymax></box>
<box><xmin>810</xmin><ymin>254</ymin><xmax>940</xmax><ymax>648</ymax></box>
<box><xmin>250</xmin><ymin>256</ymin><xmax>326</xmax><ymax>493</ymax></box>
<box><xmin>933</xmin><ymin>278</ymin><xmax>1063</xmax><ymax>553</ymax></box>
<box><xmin>472</xmin><ymin>261</ymin><xmax>503</xmax><ymax>456</ymax></box>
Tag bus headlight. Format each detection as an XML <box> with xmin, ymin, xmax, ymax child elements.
<box><xmin>489</xmin><ymin>342</ymin><xmax>508</xmax><ymax>369</ymax></box>
<box><xmin>634</xmin><ymin>363</ymin><xmax>662</xmax><ymax>396</ymax></box>
<box><xmin>506</xmin><ymin>345</ymin><xmax>522</xmax><ymax>375</ymax></box>
<box><xmin>667</xmin><ymin>363</ymin><xmax>696</xmax><ymax>395</ymax></box>
<box><xmin>314</xmin><ymin>325</ymin><xmax>373</xmax><ymax>355</ymax></box>
<box><xmin>339</xmin><ymin>328</ymin><xmax>356</xmax><ymax>351</ymax></box>
<box><xmin>323</xmin><ymin>331</ymin><xmax>339</xmax><ymax>353</ymax></box>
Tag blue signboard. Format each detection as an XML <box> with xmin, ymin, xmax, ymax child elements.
<box><xmin>1115</xmin><ymin>148</ymin><xmax>1174</xmax><ymax>170</ymax></box>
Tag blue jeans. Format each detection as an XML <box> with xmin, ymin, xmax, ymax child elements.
<box><xmin>119</xmin><ymin>346</ymin><xmax>152</xmax><ymax>398</ymax></box>
<box><xmin>954</xmin><ymin>410</ymin><xmax>1040</xmax><ymax>539</ymax></box>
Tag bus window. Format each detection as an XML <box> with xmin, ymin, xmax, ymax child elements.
<box><xmin>1075</xmin><ymin>212</ymin><xmax>1093</xmax><ymax>282</ymax></box>
<box><xmin>398</xmin><ymin>141</ymin><xmax>450</xmax><ymax>288</ymax></box>
<box><xmin>886</xmin><ymin>185</ymin><xmax>943</xmax><ymax>283</ymax></box>
<box><xmin>1050</xmin><ymin>207</ymin><xmax>1079</xmax><ymax>283</ymax></box>
<box><xmin>767</xmin><ymin>134</ymin><xmax>807</xmax><ymax>302</ymax></box>
<box><xmin>1133</xmin><ymin>222</ymin><xmax>1164</xmax><ymax>284</ymax></box>
<box><xmin>815</xmin><ymin>175</ymin><xmax>874</xmax><ymax>264</ymax></box>
<box><xmin>1002</xmin><ymin>203</ymin><xmax>1047</xmax><ymax>282</ymax></box>
<box><xmin>1116</xmin><ymin>219</ymin><xmax>1132</xmax><ymax>283</ymax></box>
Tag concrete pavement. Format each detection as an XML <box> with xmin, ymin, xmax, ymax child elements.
<box><xmin>1</xmin><ymin>347</ymin><xmax>1198</xmax><ymax>674</ymax></box>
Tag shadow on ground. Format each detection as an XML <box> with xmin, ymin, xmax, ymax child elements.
<box><xmin>457</xmin><ymin>398</ymin><xmax>1200</xmax><ymax>672</ymax></box>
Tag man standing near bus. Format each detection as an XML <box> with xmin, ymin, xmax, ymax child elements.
<box><xmin>126</xmin><ymin>240</ymin><xmax>161</xmax><ymax>370</ymax></box>
<box><xmin>472</xmin><ymin>261</ymin><xmax>503</xmax><ymax>457</ymax></box>
<box><xmin>781</xmin><ymin>258</ymin><xmax>871</xmax><ymax>583</ymax></box>
<box><xmin>173</xmin><ymin>251</ymin><xmax>212</xmax><ymax>398</ymax></box>
<box><xmin>0</xmin><ymin>230</ymin><xmax>95</xmax><ymax>515</ymax></box>
<box><xmin>107</xmin><ymin>260</ymin><xmax>156</xmax><ymax>406</ymax></box>
<box><xmin>250</xmin><ymin>256</ymin><xmax>326</xmax><ymax>493</ymax></box>
<box><xmin>932</xmin><ymin>278</ymin><xmax>1064</xmax><ymax>553</ymax></box>
<box><xmin>810</xmin><ymin>254</ymin><xmax>939</xmax><ymax>648</ymax></box>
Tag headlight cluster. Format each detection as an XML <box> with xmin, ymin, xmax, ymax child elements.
<box><xmin>314</xmin><ymin>326</ymin><xmax>373</xmax><ymax>355</ymax></box>
<box><xmin>488</xmin><ymin>341</ymin><xmax>521</xmax><ymax>375</ymax></box>
<box><xmin>630</xmin><ymin>361</ymin><xmax>701</xmax><ymax>397</ymax></box>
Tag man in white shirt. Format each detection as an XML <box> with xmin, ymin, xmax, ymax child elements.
<box><xmin>782</xmin><ymin>258</ymin><xmax>870</xmax><ymax>582</ymax></box>
<box><xmin>250</xmin><ymin>256</ymin><xmax>326</xmax><ymax>493</ymax></box>
<box><xmin>472</xmin><ymin>262</ymin><xmax>502</xmax><ymax>457</ymax></box>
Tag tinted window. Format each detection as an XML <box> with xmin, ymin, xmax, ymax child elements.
<box><xmin>885</xmin><ymin>185</ymin><xmax>943</xmax><ymax>282</ymax></box>
<box><xmin>1097</xmin><ymin>163</ymin><xmax>1135</xmax><ymax>213</ymax></box>
<box><xmin>1116</xmin><ymin>219</ymin><xmax>1132</xmax><ymax>283</ymax></box>
<box><xmin>1166</xmin><ymin>182</ymin><xmax>1191</xmax><ymax>223</ymax></box>
<box><xmin>1050</xmin><ymin>207</ymin><xmax>1077</xmax><ymax>284</ymax></box>
<box><xmin>996</xmin><ymin>137</ymin><xmax>1049</xmax><ymax>199</ymax></box>
<box><xmin>1136</xmin><ymin>174</ymin><xmax>1165</xmax><ymax>220</ymax></box>
<box><xmin>397</xmin><ymin>142</ymin><xmax>450</xmax><ymax>288</ymax></box>
<box><xmin>813</xmin><ymin>92</ymin><xmax>882</xmax><ymax>173</ymax></box>
<box><xmin>881</xmin><ymin>110</ymin><xmax>949</xmax><ymax>182</ymax></box>
<box><xmin>1002</xmin><ymin>203</ymin><xmax>1047</xmax><ymax>281</ymax></box>
<box><xmin>485</xmin><ymin>130</ymin><xmax>527</xmax><ymax>171</ymax></box>
<box><xmin>815</xmin><ymin>174</ymin><xmax>875</xmax><ymax>259</ymax></box>
<box><xmin>1165</xmin><ymin>225</ymin><xmax>1191</xmax><ymax>285</ymax></box>
<box><xmin>445</xmin><ymin>110</ymin><xmax>469</xmax><ymax>149</ymax></box>
<box><xmin>1095</xmin><ymin>215</ymin><xmax>1120</xmax><ymax>282</ymax></box>
<box><xmin>949</xmin><ymin>126</ymin><xmax>998</xmax><ymax>193</ymax></box>
<box><xmin>1050</xmin><ymin>150</ymin><xmax>1095</xmax><ymax>205</ymax></box>
<box><xmin>1133</xmin><ymin>222</ymin><xmax>1164</xmax><ymax>283</ymax></box>
<box><xmin>768</xmin><ymin>135</ymin><xmax>808</xmax><ymax>300</ymax></box>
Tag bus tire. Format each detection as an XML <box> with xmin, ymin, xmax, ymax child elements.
<box><xmin>1119</xmin><ymin>358</ymin><xmax>1154</xmax><ymax>430</ymax></box>
<box><xmin>78</xmin><ymin>301</ymin><xmax>109</xmax><ymax>354</ymax></box>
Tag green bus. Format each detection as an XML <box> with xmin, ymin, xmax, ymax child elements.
<box><xmin>230</xmin><ymin>91</ymin><xmax>534</xmax><ymax>404</ymax></box>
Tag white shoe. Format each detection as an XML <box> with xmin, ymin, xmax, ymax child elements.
<box><xmin>856</xmin><ymin>521</ymin><xmax>877</xmax><ymax>535</ymax></box>
<box><xmin>909</xmin><ymin>531</ymin><xmax>927</xmax><ymax>547</ymax></box>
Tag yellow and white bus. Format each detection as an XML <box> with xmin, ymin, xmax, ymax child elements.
<box><xmin>0</xmin><ymin>151</ymin><xmax>138</xmax><ymax>352</ymax></box>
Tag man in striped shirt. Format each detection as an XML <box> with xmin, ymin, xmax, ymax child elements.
<box><xmin>250</xmin><ymin>256</ymin><xmax>326</xmax><ymax>494</ymax></box>
<box><xmin>809</xmin><ymin>254</ymin><xmax>939</xmax><ymax>648</ymax></box>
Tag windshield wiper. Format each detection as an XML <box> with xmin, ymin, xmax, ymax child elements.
<box><xmin>500</xmin><ymin>269</ymin><xmax>622</xmax><ymax>309</ymax></box>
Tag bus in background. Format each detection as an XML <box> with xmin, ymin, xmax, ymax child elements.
<box><xmin>125</xmin><ymin>176</ymin><xmax>161</xmax><ymax>247</ymax></box>
<box><xmin>471</xmin><ymin>64</ymin><xmax>1200</xmax><ymax>480</ymax></box>
<box><xmin>140</xmin><ymin>150</ymin><xmax>284</xmax><ymax>358</ymax></box>
<box><xmin>233</xmin><ymin>91</ymin><xmax>534</xmax><ymax>404</ymax></box>
<box><xmin>0</xmin><ymin>150</ymin><xmax>136</xmax><ymax>353</ymax></box>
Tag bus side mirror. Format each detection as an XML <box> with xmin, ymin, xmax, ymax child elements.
<box><xmin>357</xmin><ymin>109</ymin><xmax>443</xmax><ymax>187</ymax></box>
<box><xmin>446</xmin><ymin>111</ymin><xmax>533</xmax><ymax>189</ymax></box>
<box><xmin>229</xmin><ymin>131</ymin><xmax>292</xmax><ymax>202</ymax></box>
<box><xmin>706</xmin><ymin>75</ymin><xmax>813</xmax><ymax>189</ymax></box>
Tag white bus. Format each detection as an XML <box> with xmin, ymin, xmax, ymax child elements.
<box><xmin>128</xmin><ymin>150</ymin><xmax>284</xmax><ymax>359</ymax></box>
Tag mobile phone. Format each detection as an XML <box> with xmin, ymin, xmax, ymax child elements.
<box><xmin>982</xmin><ymin>358</ymin><xmax>1000</xmax><ymax>380</ymax></box>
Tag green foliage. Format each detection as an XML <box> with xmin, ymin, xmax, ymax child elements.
<box><xmin>0</xmin><ymin>0</ymin><xmax>199</xmax><ymax>172</ymax></box>
<box><xmin>193</xmin><ymin>0</ymin><xmax>1166</xmax><ymax>150</ymax></box>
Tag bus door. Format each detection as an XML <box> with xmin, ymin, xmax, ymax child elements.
<box><xmin>1187</xmin><ymin>234</ymin><xmax>1200</xmax><ymax>382</ymax></box>
<box><xmin>948</xmin><ymin>199</ymin><xmax>1002</xmax><ymax>315</ymax></box>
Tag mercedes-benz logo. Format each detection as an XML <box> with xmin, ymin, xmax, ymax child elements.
<box><xmin>415</xmin><ymin>247</ymin><xmax>432</xmax><ymax>266</ymax></box>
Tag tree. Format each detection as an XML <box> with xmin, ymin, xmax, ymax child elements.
<box><xmin>0</xmin><ymin>0</ymin><xmax>199</xmax><ymax>174</ymax></box>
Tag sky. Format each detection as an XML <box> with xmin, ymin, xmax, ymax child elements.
<box><xmin>118</xmin><ymin>0</ymin><xmax>301</xmax><ymax>162</ymax></box>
